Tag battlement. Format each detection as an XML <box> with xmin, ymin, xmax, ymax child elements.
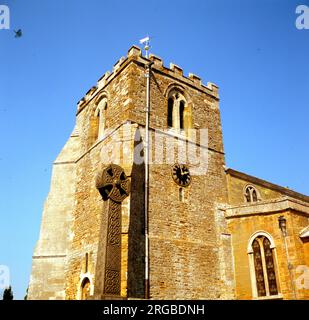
<box><xmin>77</xmin><ymin>45</ymin><xmax>219</xmax><ymax>112</ymax></box>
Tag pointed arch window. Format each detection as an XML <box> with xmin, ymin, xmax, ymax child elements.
<box><xmin>168</xmin><ymin>97</ymin><xmax>174</xmax><ymax>127</ymax></box>
<box><xmin>167</xmin><ymin>90</ymin><xmax>191</xmax><ymax>132</ymax></box>
<box><xmin>89</xmin><ymin>96</ymin><xmax>108</xmax><ymax>147</ymax></box>
<box><xmin>248</xmin><ymin>233</ymin><xmax>279</xmax><ymax>298</ymax></box>
<box><xmin>179</xmin><ymin>100</ymin><xmax>185</xmax><ymax>129</ymax></box>
<box><xmin>94</xmin><ymin>97</ymin><xmax>107</xmax><ymax>140</ymax></box>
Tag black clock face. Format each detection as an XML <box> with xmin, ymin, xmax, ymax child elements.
<box><xmin>171</xmin><ymin>164</ymin><xmax>191</xmax><ymax>187</ymax></box>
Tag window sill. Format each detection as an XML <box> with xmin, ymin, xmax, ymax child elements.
<box><xmin>167</xmin><ymin>128</ymin><xmax>188</xmax><ymax>139</ymax></box>
<box><xmin>253</xmin><ymin>294</ymin><xmax>283</xmax><ymax>300</ymax></box>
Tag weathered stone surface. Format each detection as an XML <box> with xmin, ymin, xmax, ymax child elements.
<box><xmin>28</xmin><ymin>129</ymin><xmax>80</xmax><ymax>300</ymax></box>
<box><xmin>28</xmin><ymin>46</ymin><xmax>309</xmax><ymax>300</ymax></box>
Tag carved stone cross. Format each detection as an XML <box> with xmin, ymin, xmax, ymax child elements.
<box><xmin>96</xmin><ymin>164</ymin><xmax>130</xmax><ymax>297</ymax></box>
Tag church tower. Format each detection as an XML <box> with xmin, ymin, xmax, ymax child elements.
<box><xmin>28</xmin><ymin>46</ymin><xmax>235</xmax><ymax>300</ymax></box>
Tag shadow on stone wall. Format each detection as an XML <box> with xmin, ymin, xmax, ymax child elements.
<box><xmin>127</xmin><ymin>128</ymin><xmax>145</xmax><ymax>298</ymax></box>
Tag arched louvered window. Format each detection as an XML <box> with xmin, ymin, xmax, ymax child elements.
<box><xmin>166</xmin><ymin>90</ymin><xmax>191</xmax><ymax>132</ymax></box>
<box><xmin>249</xmin><ymin>234</ymin><xmax>279</xmax><ymax>298</ymax></box>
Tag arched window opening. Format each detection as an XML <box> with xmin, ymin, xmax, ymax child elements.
<box><xmin>249</xmin><ymin>234</ymin><xmax>279</xmax><ymax>298</ymax></box>
<box><xmin>263</xmin><ymin>237</ymin><xmax>278</xmax><ymax>296</ymax></box>
<box><xmin>244</xmin><ymin>185</ymin><xmax>260</xmax><ymax>203</ymax></box>
<box><xmin>92</xmin><ymin>97</ymin><xmax>108</xmax><ymax>144</ymax></box>
<box><xmin>168</xmin><ymin>97</ymin><xmax>174</xmax><ymax>127</ymax></box>
<box><xmin>97</xmin><ymin>98</ymin><xmax>107</xmax><ymax>140</ymax></box>
<box><xmin>179</xmin><ymin>101</ymin><xmax>185</xmax><ymax>130</ymax></box>
<box><xmin>252</xmin><ymin>189</ymin><xmax>258</xmax><ymax>202</ymax></box>
<box><xmin>166</xmin><ymin>90</ymin><xmax>191</xmax><ymax>133</ymax></box>
<box><xmin>92</xmin><ymin>108</ymin><xmax>100</xmax><ymax>142</ymax></box>
<box><xmin>252</xmin><ymin>239</ymin><xmax>266</xmax><ymax>296</ymax></box>
<box><xmin>81</xmin><ymin>277</ymin><xmax>91</xmax><ymax>300</ymax></box>
<box><xmin>245</xmin><ymin>188</ymin><xmax>251</xmax><ymax>202</ymax></box>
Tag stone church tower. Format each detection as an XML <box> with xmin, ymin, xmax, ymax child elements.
<box><xmin>28</xmin><ymin>45</ymin><xmax>234</xmax><ymax>300</ymax></box>
<box><xmin>28</xmin><ymin>46</ymin><xmax>309</xmax><ymax>300</ymax></box>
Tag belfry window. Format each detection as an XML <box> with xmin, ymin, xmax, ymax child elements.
<box><xmin>94</xmin><ymin>97</ymin><xmax>107</xmax><ymax>141</ymax></box>
<box><xmin>167</xmin><ymin>91</ymin><xmax>191</xmax><ymax>131</ymax></box>
<box><xmin>168</xmin><ymin>98</ymin><xmax>173</xmax><ymax>127</ymax></box>
<box><xmin>248</xmin><ymin>234</ymin><xmax>279</xmax><ymax>298</ymax></box>
<box><xmin>244</xmin><ymin>185</ymin><xmax>260</xmax><ymax>203</ymax></box>
<box><xmin>179</xmin><ymin>101</ymin><xmax>185</xmax><ymax>129</ymax></box>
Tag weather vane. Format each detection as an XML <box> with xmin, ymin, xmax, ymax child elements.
<box><xmin>139</xmin><ymin>36</ymin><xmax>151</xmax><ymax>58</ymax></box>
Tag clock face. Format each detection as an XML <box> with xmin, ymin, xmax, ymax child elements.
<box><xmin>171</xmin><ymin>164</ymin><xmax>191</xmax><ymax>187</ymax></box>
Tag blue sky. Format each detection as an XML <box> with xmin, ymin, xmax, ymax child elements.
<box><xmin>0</xmin><ymin>0</ymin><xmax>308</xmax><ymax>299</ymax></box>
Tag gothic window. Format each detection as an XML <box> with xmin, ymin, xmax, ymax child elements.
<box><xmin>81</xmin><ymin>277</ymin><xmax>91</xmax><ymax>300</ymax></box>
<box><xmin>263</xmin><ymin>237</ymin><xmax>278</xmax><ymax>296</ymax></box>
<box><xmin>92</xmin><ymin>97</ymin><xmax>108</xmax><ymax>143</ymax></box>
<box><xmin>179</xmin><ymin>101</ymin><xmax>185</xmax><ymax>129</ymax></box>
<box><xmin>168</xmin><ymin>97</ymin><xmax>173</xmax><ymax>127</ymax></box>
<box><xmin>252</xmin><ymin>239</ymin><xmax>266</xmax><ymax>296</ymax></box>
<box><xmin>92</xmin><ymin>108</ymin><xmax>100</xmax><ymax>142</ymax></box>
<box><xmin>244</xmin><ymin>185</ymin><xmax>260</xmax><ymax>203</ymax></box>
<box><xmin>249</xmin><ymin>234</ymin><xmax>279</xmax><ymax>298</ymax></box>
<box><xmin>96</xmin><ymin>98</ymin><xmax>107</xmax><ymax>140</ymax></box>
<box><xmin>167</xmin><ymin>90</ymin><xmax>191</xmax><ymax>131</ymax></box>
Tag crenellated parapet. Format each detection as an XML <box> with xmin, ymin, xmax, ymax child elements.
<box><xmin>76</xmin><ymin>45</ymin><xmax>219</xmax><ymax>113</ymax></box>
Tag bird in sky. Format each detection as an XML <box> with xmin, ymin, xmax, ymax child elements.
<box><xmin>14</xmin><ymin>29</ymin><xmax>22</xmax><ymax>38</ymax></box>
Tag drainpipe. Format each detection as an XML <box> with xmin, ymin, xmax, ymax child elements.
<box><xmin>278</xmin><ymin>215</ymin><xmax>297</xmax><ymax>299</ymax></box>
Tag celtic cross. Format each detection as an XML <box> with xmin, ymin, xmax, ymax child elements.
<box><xmin>96</xmin><ymin>164</ymin><xmax>130</xmax><ymax>297</ymax></box>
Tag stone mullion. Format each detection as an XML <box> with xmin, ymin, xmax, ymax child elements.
<box><xmin>173</xmin><ymin>97</ymin><xmax>180</xmax><ymax>129</ymax></box>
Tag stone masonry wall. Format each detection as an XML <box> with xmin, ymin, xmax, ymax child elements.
<box><xmin>28</xmin><ymin>129</ymin><xmax>80</xmax><ymax>300</ymax></box>
<box><xmin>227</xmin><ymin>206</ymin><xmax>309</xmax><ymax>300</ymax></box>
<box><xmin>63</xmin><ymin>45</ymin><xmax>234</xmax><ymax>299</ymax></box>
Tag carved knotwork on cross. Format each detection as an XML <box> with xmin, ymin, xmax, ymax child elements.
<box><xmin>95</xmin><ymin>164</ymin><xmax>130</xmax><ymax>297</ymax></box>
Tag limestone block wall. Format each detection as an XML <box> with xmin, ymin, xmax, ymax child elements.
<box><xmin>29</xmin><ymin>45</ymin><xmax>309</xmax><ymax>300</ymax></box>
<box><xmin>119</xmin><ymin>48</ymin><xmax>233</xmax><ymax>299</ymax></box>
<box><xmin>30</xmin><ymin>45</ymin><xmax>236</xmax><ymax>300</ymax></box>
<box><xmin>28</xmin><ymin>129</ymin><xmax>80</xmax><ymax>300</ymax></box>
<box><xmin>147</xmin><ymin>149</ymin><xmax>231</xmax><ymax>299</ymax></box>
<box><xmin>126</xmin><ymin>51</ymin><xmax>224</xmax><ymax>154</ymax></box>
<box><xmin>64</xmin><ymin>123</ymin><xmax>143</xmax><ymax>300</ymax></box>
